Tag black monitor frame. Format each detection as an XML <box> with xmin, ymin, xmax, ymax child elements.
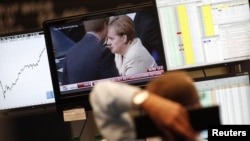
<box><xmin>193</xmin><ymin>71</ymin><xmax>250</xmax><ymax>83</ymax></box>
<box><xmin>43</xmin><ymin>2</ymin><xmax>167</xmax><ymax>113</ymax></box>
<box><xmin>0</xmin><ymin>29</ymin><xmax>55</xmax><ymax>114</ymax></box>
<box><xmin>153</xmin><ymin>0</ymin><xmax>250</xmax><ymax>72</ymax></box>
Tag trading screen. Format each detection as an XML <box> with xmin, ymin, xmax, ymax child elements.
<box><xmin>155</xmin><ymin>0</ymin><xmax>250</xmax><ymax>70</ymax></box>
<box><xmin>0</xmin><ymin>31</ymin><xmax>54</xmax><ymax>111</ymax></box>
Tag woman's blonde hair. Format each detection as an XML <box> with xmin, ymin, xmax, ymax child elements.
<box><xmin>109</xmin><ymin>15</ymin><xmax>136</xmax><ymax>44</ymax></box>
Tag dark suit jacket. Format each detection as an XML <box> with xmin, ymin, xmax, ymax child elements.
<box><xmin>62</xmin><ymin>33</ymin><xmax>119</xmax><ymax>84</ymax></box>
<box><xmin>134</xmin><ymin>10</ymin><xmax>165</xmax><ymax>66</ymax></box>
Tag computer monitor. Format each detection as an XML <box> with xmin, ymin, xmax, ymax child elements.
<box><xmin>43</xmin><ymin>2</ymin><xmax>166</xmax><ymax>112</ymax></box>
<box><xmin>194</xmin><ymin>72</ymin><xmax>250</xmax><ymax>138</ymax></box>
<box><xmin>0</xmin><ymin>30</ymin><xmax>55</xmax><ymax>112</ymax></box>
<box><xmin>154</xmin><ymin>0</ymin><xmax>250</xmax><ymax>70</ymax></box>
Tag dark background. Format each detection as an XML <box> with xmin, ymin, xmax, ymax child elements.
<box><xmin>0</xmin><ymin>0</ymin><xmax>151</xmax><ymax>34</ymax></box>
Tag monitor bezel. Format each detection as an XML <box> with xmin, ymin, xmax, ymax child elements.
<box><xmin>152</xmin><ymin>0</ymin><xmax>250</xmax><ymax>72</ymax></box>
<box><xmin>0</xmin><ymin>29</ymin><xmax>56</xmax><ymax>114</ymax></box>
<box><xmin>43</xmin><ymin>2</ymin><xmax>167</xmax><ymax>112</ymax></box>
<box><xmin>193</xmin><ymin>71</ymin><xmax>250</xmax><ymax>83</ymax></box>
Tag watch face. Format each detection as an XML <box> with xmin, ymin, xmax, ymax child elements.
<box><xmin>133</xmin><ymin>91</ymin><xmax>149</xmax><ymax>106</ymax></box>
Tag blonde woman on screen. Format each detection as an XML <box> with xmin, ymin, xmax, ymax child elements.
<box><xmin>106</xmin><ymin>15</ymin><xmax>157</xmax><ymax>76</ymax></box>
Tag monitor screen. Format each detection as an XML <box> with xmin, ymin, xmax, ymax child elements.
<box><xmin>194</xmin><ymin>72</ymin><xmax>250</xmax><ymax>138</ymax></box>
<box><xmin>0</xmin><ymin>30</ymin><xmax>55</xmax><ymax>112</ymax></box>
<box><xmin>43</xmin><ymin>2</ymin><xmax>166</xmax><ymax>111</ymax></box>
<box><xmin>155</xmin><ymin>0</ymin><xmax>250</xmax><ymax>70</ymax></box>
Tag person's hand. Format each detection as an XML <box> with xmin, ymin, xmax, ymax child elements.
<box><xmin>141</xmin><ymin>93</ymin><xmax>197</xmax><ymax>141</ymax></box>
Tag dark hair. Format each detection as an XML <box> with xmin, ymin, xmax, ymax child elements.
<box><xmin>146</xmin><ymin>71</ymin><xmax>200</xmax><ymax>107</ymax></box>
<box><xmin>84</xmin><ymin>18</ymin><xmax>109</xmax><ymax>32</ymax></box>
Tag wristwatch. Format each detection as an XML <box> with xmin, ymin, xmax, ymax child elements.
<box><xmin>132</xmin><ymin>90</ymin><xmax>150</xmax><ymax>107</ymax></box>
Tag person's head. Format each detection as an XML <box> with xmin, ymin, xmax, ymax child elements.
<box><xmin>146</xmin><ymin>71</ymin><xmax>201</xmax><ymax>109</ymax></box>
<box><xmin>106</xmin><ymin>15</ymin><xmax>136</xmax><ymax>55</ymax></box>
<box><xmin>83</xmin><ymin>18</ymin><xmax>109</xmax><ymax>43</ymax></box>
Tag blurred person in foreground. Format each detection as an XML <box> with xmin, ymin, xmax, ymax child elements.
<box><xmin>90</xmin><ymin>71</ymin><xmax>205</xmax><ymax>141</ymax></box>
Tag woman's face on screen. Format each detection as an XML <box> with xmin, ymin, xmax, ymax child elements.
<box><xmin>106</xmin><ymin>26</ymin><xmax>126</xmax><ymax>54</ymax></box>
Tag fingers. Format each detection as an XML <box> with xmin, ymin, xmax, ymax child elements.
<box><xmin>158</xmin><ymin>105</ymin><xmax>196</xmax><ymax>141</ymax></box>
<box><xmin>173</xmin><ymin>108</ymin><xmax>196</xmax><ymax>140</ymax></box>
<box><xmin>141</xmin><ymin>94</ymin><xmax>196</xmax><ymax>140</ymax></box>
